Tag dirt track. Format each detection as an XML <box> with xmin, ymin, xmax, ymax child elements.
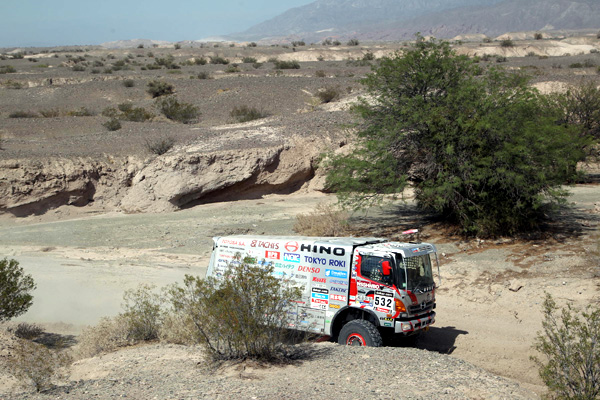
<box><xmin>1</xmin><ymin>185</ymin><xmax>598</xmax><ymax>396</ymax></box>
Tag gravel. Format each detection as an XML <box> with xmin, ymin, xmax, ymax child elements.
<box><xmin>3</xmin><ymin>342</ymin><xmax>534</xmax><ymax>399</ymax></box>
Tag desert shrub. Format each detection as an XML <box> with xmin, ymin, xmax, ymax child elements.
<box><xmin>3</xmin><ymin>79</ymin><xmax>24</xmax><ymax>89</ymax></box>
<box><xmin>91</xmin><ymin>68</ymin><xmax>100</xmax><ymax>74</ymax></box>
<box><xmin>252</xmin><ymin>62</ymin><xmax>263</xmax><ymax>69</ymax></box>
<box><xmin>8</xmin><ymin>339</ymin><xmax>71</xmax><ymax>392</ymax></box>
<box><xmin>247</xmin><ymin>42</ymin><xmax>257</xmax><ymax>47</ymax></box>
<box><xmin>210</xmin><ymin>56</ymin><xmax>230</xmax><ymax>65</ymax></box>
<box><xmin>10</xmin><ymin>322</ymin><xmax>43</xmax><ymax>339</ymax></box>
<box><xmin>583</xmin><ymin>59</ymin><xmax>596</xmax><ymax>68</ymax></box>
<box><xmin>315</xmin><ymin>70</ymin><xmax>326</xmax><ymax>78</ymax></box>
<box><xmin>155</xmin><ymin>96</ymin><xmax>200</xmax><ymax>124</ymax></box>
<box><xmin>597</xmin><ymin>31</ymin><xmax>600</xmax><ymax>39</ymax></box>
<box><xmin>67</xmin><ymin>107</ymin><xmax>94</xmax><ymax>116</ymax></box>
<box><xmin>483</xmin><ymin>37</ymin><xmax>492</xmax><ymax>43</ymax></box>
<box><xmin>194</xmin><ymin>57</ymin><xmax>207</xmax><ymax>65</ymax></box>
<box><xmin>145</xmin><ymin>63</ymin><xmax>161</xmax><ymax>70</ymax></box>
<box><xmin>72</xmin><ymin>65</ymin><xmax>86</xmax><ymax>71</ymax></box>
<box><xmin>293</xmin><ymin>203</ymin><xmax>349</xmax><ymax>236</ymax></box>
<box><xmin>137</xmin><ymin>44</ymin><xmax>144</xmax><ymax>49</ymax></box>
<box><xmin>242</xmin><ymin>56</ymin><xmax>257</xmax><ymax>63</ymax></box>
<box><xmin>11</xmin><ymin>52</ymin><xmax>24</xmax><ymax>59</ymax></box>
<box><xmin>145</xmin><ymin>136</ymin><xmax>176</xmax><ymax>155</ymax></box>
<box><xmin>322</xmin><ymin>38</ymin><xmax>332</xmax><ymax>46</ymax></box>
<box><xmin>123</xmin><ymin>79</ymin><xmax>135</xmax><ymax>87</ymax></box>
<box><xmin>532</xmin><ymin>293</ymin><xmax>600</xmax><ymax>399</ymax></box>
<box><xmin>76</xmin><ymin>315</ymin><xmax>131</xmax><ymax>357</ymax></box>
<box><xmin>500</xmin><ymin>39</ymin><xmax>514</xmax><ymax>47</ymax></box>
<box><xmin>230</xmin><ymin>105</ymin><xmax>269</xmax><ymax>123</ymax></box>
<box><xmin>174</xmin><ymin>43</ymin><xmax>181</xmax><ymax>49</ymax></box>
<box><xmin>591</xmin><ymin>49</ymin><xmax>599</xmax><ymax>54</ymax></box>
<box><xmin>39</xmin><ymin>108</ymin><xmax>60</xmax><ymax>118</ymax></box>
<box><xmin>103</xmin><ymin>68</ymin><xmax>113</xmax><ymax>74</ymax></box>
<box><xmin>155</xmin><ymin>55</ymin><xmax>176</xmax><ymax>68</ymax></box>
<box><xmin>347</xmin><ymin>38</ymin><xmax>360</xmax><ymax>46</ymax></box>
<box><xmin>166</xmin><ymin>258</ymin><xmax>302</xmax><ymax>362</ymax></box>
<box><xmin>0</xmin><ymin>258</ymin><xmax>36</xmax><ymax>322</ymax></box>
<box><xmin>147</xmin><ymin>51</ymin><xmax>154</xmax><ymax>57</ymax></box>
<box><xmin>33</xmin><ymin>63</ymin><xmax>49</xmax><ymax>68</ymax></box>
<box><xmin>147</xmin><ymin>80</ymin><xmax>174</xmax><ymax>98</ymax></box>
<box><xmin>9</xmin><ymin>111</ymin><xmax>37</xmax><ymax>118</ymax></box>
<box><xmin>362</xmin><ymin>51</ymin><xmax>375</xmax><ymax>61</ymax></box>
<box><xmin>317</xmin><ymin>86</ymin><xmax>341</xmax><ymax>103</ymax></box>
<box><xmin>121</xmin><ymin>284</ymin><xmax>164</xmax><ymax>341</ymax></box>
<box><xmin>103</xmin><ymin>118</ymin><xmax>121</xmax><ymax>131</ymax></box>
<box><xmin>534</xmin><ymin>32</ymin><xmax>543</xmax><ymax>40</ymax></box>
<box><xmin>291</xmin><ymin>40</ymin><xmax>305</xmax><ymax>47</ymax></box>
<box><xmin>122</xmin><ymin>107</ymin><xmax>153</xmax><ymax>122</ymax></box>
<box><xmin>0</xmin><ymin>65</ymin><xmax>16</xmax><ymax>74</ymax></box>
<box><xmin>197</xmin><ymin>71</ymin><xmax>211</xmax><ymax>79</ymax></box>
<box><xmin>553</xmin><ymin>81</ymin><xmax>600</xmax><ymax>141</ymax></box>
<box><xmin>273</xmin><ymin>60</ymin><xmax>300</xmax><ymax>69</ymax></box>
<box><xmin>225</xmin><ymin>64</ymin><xmax>240</xmax><ymax>73</ymax></box>
<box><xmin>496</xmin><ymin>56</ymin><xmax>508</xmax><ymax>63</ymax></box>
<box><xmin>527</xmin><ymin>51</ymin><xmax>536</xmax><ymax>57</ymax></box>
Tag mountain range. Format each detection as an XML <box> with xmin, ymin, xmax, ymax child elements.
<box><xmin>229</xmin><ymin>0</ymin><xmax>600</xmax><ymax>42</ymax></box>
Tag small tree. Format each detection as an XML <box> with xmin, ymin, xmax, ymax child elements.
<box><xmin>532</xmin><ymin>294</ymin><xmax>600</xmax><ymax>399</ymax></box>
<box><xmin>167</xmin><ymin>256</ymin><xmax>302</xmax><ymax>361</ymax></box>
<box><xmin>326</xmin><ymin>37</ymin><xmax>585</xmax><ymax>236</ymax></box>
<box><xmin>0</xmin><ymin>258</ymin><xmax>36</xmax><ymax>322</ymax></box>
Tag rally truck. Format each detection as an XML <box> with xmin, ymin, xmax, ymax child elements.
<box><xmin>206</xmin><ymin>234</ymin><xmax>440</xmax><ymax>346</ymax></box>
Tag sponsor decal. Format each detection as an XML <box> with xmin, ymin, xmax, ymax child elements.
<box><xmin>330</xmin><ymin>286</ymin><xmax>347</xmax><ymax>293</ymax></box>
<box><xmin>251</xmin><ymin>240</ymin><xmax>280</xmax><ymax>250</ymax></box>
<box><xmin>300</xmin><ymin>244</ymin><xmax>346</xmax><ymax>257</ymax></box>
<box><xmin>329</xmin><ymin>279</ymin><xmax>347</xmax><ymax>285</ymax></box>
<box><xmin>273</xmin><ymin>262</ymin><xmax>294</xmax><ymax>269</ymax></box>
<box><xmin>293</xmin><ymin>273</ymin><xmax>308</xmax><ymax>280</ymax></box>
<box><xmin>328</xmin><ymin>259</ymin><xmax>346</xmax><ymax>268</ymax></box>
<box><xmin>304</xmin><ymin>256</ymin><xmax>327</xmax><ymax>265</ymax></box>
<box><xmin>311</xmin><ymin>287</ymin><xmax>329</xmax><ymax>310</ymax></box>
<box><xmin>221</xmin><ymin>239</ymin><xmax>246</xmax><ymax>246</ymax></box>
<box><xmin>265</xmin><ymin>251</ymin><xmax>280</xmax><ymax>260</ymax></box>
<box><xmin>383</xmin><ymin>322</ymin><xmax>393</xmax><ymax>327</ymax></box>
<box><xmin>330</xmin><ymin>294</ymin><xmax>347</xmax><ymax>302</ymax></box>
<box><xmin>285</xmin><ymin>241</ymin><xmax>299</xmax><ymax>252</ymax></box>
<box><xmin>329</xmin><ymin>304</ymin><xmax>340</xmax><ymax>309</ymax></box>
<box><xmin>357</xmin><ymin>280</ymin><xmax>382</xmax><ymax>289</ymax></box>
<box><xmin>325</xmin><ymin>269</ymin><xmax>348</xmax><ymax>279</ymax></box>
<box><xmin>375</xmin><ymin>307</ymin><xmax>388</xmax><ymax>313</ymax></box>
<box><xmin>283</xmin><ymin>253</ymin><xmax>300</xmax><ymax>263</ymax></box>
<box><xmin>298</xmin><ymin>265</ymin><xmax>320</xmax><ymax>274</ymax></box>
<box><xmin>380</xmin><ymin>317</ymin><xmax>394</xmax><ymax>321</ymax></box>
<box><xmin>313</xmin><ymin>277</ymin><xmax>326</xmax><ymax>283</ymax></box>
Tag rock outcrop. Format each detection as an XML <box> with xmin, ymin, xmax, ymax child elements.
<box><xmin>0</xmin><ymin>137</ymin><xmax>326</xmax><ymax>217</ymax></box>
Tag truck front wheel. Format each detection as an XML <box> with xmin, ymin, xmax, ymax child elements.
<box><xmin>338</xmin><ymin>320</ymin><xmax>383</xmax><ymax>347</ymax></box>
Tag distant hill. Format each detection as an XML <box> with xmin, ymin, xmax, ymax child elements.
<box><xmin>230</xmin><ymin>0</ymin><xmax>600</xmax><ymax>42</ymax></box>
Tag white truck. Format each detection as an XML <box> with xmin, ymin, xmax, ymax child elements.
<box><xmin>206</xmin><ymin>234</ymin><xmax>439</xmax><ymax>346</ymax></box>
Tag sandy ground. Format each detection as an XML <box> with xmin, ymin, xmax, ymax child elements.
<box><xmin>1</xmin><ymin>185</ymin><xmax>598</xmax><ymax>397</ymax></box>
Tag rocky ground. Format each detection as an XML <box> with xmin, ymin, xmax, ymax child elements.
<box><xmin>0</xmin><ymin>36</ymin><xmax>600</xmax><ymax>399</ymax></box>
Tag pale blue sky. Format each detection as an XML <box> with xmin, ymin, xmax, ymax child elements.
<box><xmin>0</xmin><ymin>0</ymin><xmax>314</xmax><ymax>48</ymax></box>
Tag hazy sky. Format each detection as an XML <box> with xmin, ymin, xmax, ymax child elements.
<box><xmin>0</xmin><ymin>0</ymin><xmax>315</xmax><ymax>48</ymax></box>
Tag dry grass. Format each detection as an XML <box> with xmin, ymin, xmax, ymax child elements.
<box><xmin>293</xmin><ymin>203</ymin><xmax>349</xmax><ymax>236</ymax></box>
<box><xmin>75</xmin><ymin>315</ymin><xmax>131</xmax><ymax>358</ymax></box>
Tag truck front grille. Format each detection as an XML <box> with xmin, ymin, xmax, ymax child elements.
<box><xmin>409</xmin><ymin>300</ymin><xmax>434</xmax><ymax>315</ymax></box>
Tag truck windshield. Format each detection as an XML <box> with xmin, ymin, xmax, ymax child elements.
<box><xmin>394</xmin><ymin>254</ymin><xmax>434</xmax><ymax>293</ymax></box>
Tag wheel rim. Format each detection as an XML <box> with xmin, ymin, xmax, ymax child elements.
<box><xmin>346</xmin><ymin>333</ymin><xmax>366</xmax><ymax>346</ymax></box>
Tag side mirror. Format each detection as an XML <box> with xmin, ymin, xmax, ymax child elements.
<box><xmin>382</xmin><ymin>261</ymin><xmax>392</xmax><ymax>276</ymax></box>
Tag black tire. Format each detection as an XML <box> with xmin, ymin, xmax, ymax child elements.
<box><xmin>338</xmin><ymin>320</ymin><xmax>383</xmax><ymax>347</ymax></box>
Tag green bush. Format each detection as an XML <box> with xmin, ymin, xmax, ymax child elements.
<box><xmin>72</xmin><ymin>65</ymin><xmax>86</xmax><ymax>72</ymax></box>
<box><xmin>230</xmin><ymin>105</ymin><xmax>269</xmax><ymax>123</ymax></box>
<box><xmin>197</xmin><ymin>71</ymin><xmax>211</xmax><ymax>79</ymax></box>
<box><xmin>9</xmin><ymin>111</ymin><xmax>37</xmax><ymax>118</ymax></box>
<box><xmin>322</xmin><ymin>38</ymin><xmax>332</xmax><ymax>46</ymax></box>
<box><xmin>103</xmin><ymin>118</ymin><xmax>122</xmax><ymax>131</ymax></box>
<box><xmin>145</xmin><ymin>136</ymin><xmax>175</xmax><ymax>155</ymax></box>
<box><xmin>0</xmin><ymin>65</ymin><xmax>16</xmax><ymax>74</ymax></box>
<box><xmin>67</xmin><ymin>107</ymin><xmax>94</xmax><ymax>116</ymax></box>
<box><xmin>166</xmin><ymin>257</ymin><xmax>302</xmax><ymax>361</ymax></box>
<box><xmin>121</xmin><ymin>284</ymin><xmax>164</xmax><ymax>341</ymax></box>
<box><xmin>291</xmin><ymin>41</ymin><xmax>305</xmax><ymax>47</ymax></box>
<box><xmin>315</xmin><ymin>70</ymin><xmax>326</xmax><ymax>78</ymax></box>
<box><xmin>247</xmin><ymin>42</ymin><xmax>257</xmax><ymax>47</ymax></box>
<box><xmin>121</xmin><ymin>107</ymin><xmax>153</xmax><ymax>122</ymax></box>
<box><xmin>347</xmin><ymin>38</ymin><xmax>360</xmax><ymax>46</ymax></box>
<box><xmin>532</xmin><ymin>294</ymin><xmax>600</xmax><ymax>399</ymax></box>
<box><xmin>317</xmin><ymin>86</ymin><xmax>341</xmax><ymax>103</ymax></box>
<box><xmin>123</xmin><ymin>79</ymin><xmax>135</xmax><ymax>87</ymax></box>
<box><xmin>552</xmin><ymin>81</ymin><xmax>600</xmax><ymax>142</ymax></box>
<box><xmin>273</xmin><ymin>60</ymin><xmax>300</xmax><ymax>69</ymax></box>
<box><xmin>242</xmin><ymin>56</ymin><xmax>257</xmax><ymax>63</ymax></box>
<box><xmin>210</xmin><ymin>56</ymin><xmax>230</xmax><ymax>65</ymax></box>
<box><xmin>39</xmin><ymin>109</ymin><xmax>60</xmax><ymax>118</ymax></box>
<box><xmin>362</xmin><ymin>51</ymin><xmax>375</xmax><ymax>61</ymax></box>
<box><xmin>147</xmin><ymin>80</ymin><xmax>174</xmax><ymax>98</ymax></box>
<box><xmin>500</xmin><ymin>39</ymin><xmax>514</xmax><ymax>47</ymax></box>
<box><xmin>0</xmin><ymin>258</ymin><xmax>36</xmax><ymax>322</ymax></box>
<box><xmin>252</xmin><ymin>62</ymin><xmax>263</xmax><ymax>69</ymax></box>
<box><xmin>194</xmin><ymin>57</ymin><xmax>207</xmax><ymax>65</ymax></box>
<box><xmin>225</xmin><ymin>64</ymin><xmax>240</xmax><ymax>73</ymax></box>
<box><xmin>326</xmin><ymin>37</ymin><xmax>586</xmax><ymax>236</ymax></box>
<box><xmin>155</xmin><ymin>96</ymin><xmax>200</xmax><ymax>124</ymax></box>
<box><xmin>10</xmin><ymin>322</ymin><xmax>43</xmax><ymax>340</ymax></box>
<box><xmin>534</xmin><ymin>32</ymin><xmax>543</xmax><ymax>40</ymax></box>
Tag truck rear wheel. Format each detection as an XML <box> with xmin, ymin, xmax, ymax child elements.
<box><xmin>338</xmin><ymin>320</ymin><xmax>383</xmax><ymax>347</ymax></box>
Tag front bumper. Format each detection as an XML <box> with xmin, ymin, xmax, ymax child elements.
<box><xmin>394</xmin><ymin>311</ymin><xmax>435</xmax><ymax>334</ymax></box>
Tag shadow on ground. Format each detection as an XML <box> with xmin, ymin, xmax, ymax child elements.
<box><xmin>387</xmin><ymin>326</ymin><xmax>468</xmax><ymax>355</ymax></box>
